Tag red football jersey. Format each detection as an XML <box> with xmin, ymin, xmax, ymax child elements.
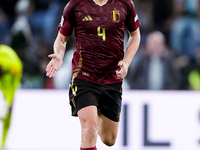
<box><xmin>58</xmin><ymin>0</ymin><xmax>141</xmax><ymax>84</ymax></box>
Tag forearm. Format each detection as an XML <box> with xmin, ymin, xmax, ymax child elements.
<box><xmin>46</xmin><ymin>32</ymin><xmax>69</xmax><ymax>78</ymax></box>
<box><xmin>123</xmin><ymin>28</ymin><xmax>141</xmax><ymax>66</ymax></box>
<box><xmin>53</xmin><ymin>32</ymin><xmax>69</xmax><ymax>60</ymax></box>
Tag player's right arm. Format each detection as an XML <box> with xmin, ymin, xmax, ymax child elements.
<box><xmin>46</xmin><ymin>32</ymin><xmax>69</xmax><ymax>78</ymax></box>
<box><xmin>46</xmin><ymin>0</ymin><xmax>75</xmax><ymax>78</ymax></box>
<box><xmin>46</xmin><ymin>1</ymin><xmax>75</xmax><ymax>78</ymax></box>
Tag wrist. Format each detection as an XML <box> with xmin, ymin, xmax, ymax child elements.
<box><xmin>122</xmin><ymin>59</ymin><xmax>130</xmax><ymax>67</ymax></box>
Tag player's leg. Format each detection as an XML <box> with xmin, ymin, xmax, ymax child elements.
<box><xmin>78</xmin><ymin>106</ymin><xmax>98</xmax><ymax>149</ymax></box>
<box><xmin>97</xmin><ymin>81</ymin><xmax>122</xmax><ymax>146</ymax></box>
<box><xmin>69</xmin><ymin>79</ymin><xmax>100</xmax><ymax>150</ymax></box>
<box><xmin>98</xmin><ymin>113</ymin><xmax>119</xmax><ymax>146</ymax></box>
<box><xmin>1</xmin><ymin>108</ymin><xmax>11</xmax><ymax>148</ymax></box>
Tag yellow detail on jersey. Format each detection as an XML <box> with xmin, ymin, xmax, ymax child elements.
<box><xmin>87</xmin><ymin>15</ymin><xmax>92</xmax><ymax>21</ymax></box>
<box><xmin>71</xmin><ymin>51</ymin><xmax>83</xmax><ymax>84</ymax></box>
<box><xmin>113</xmin><ymin>11</ymin><xmax>116</xmax><ymax>21</ymax></box>
<box><xmin>82</xmin><ymin>15</ymin><xmax>93</xmax><ymax>22</ymax></box>
<box><xmin>97</xmin><ymin>26</ymin><xmax>106</xmax><ymax>41</ymax></box>
<box><xmin>85</xmin><ymin>16</ymin><xmax>89</xmax><ymax>21</ymax></box>
<box><xmin>112</xmin><ymin>10</ymin><xmax>120</xmax><ymax>22</ymax></box>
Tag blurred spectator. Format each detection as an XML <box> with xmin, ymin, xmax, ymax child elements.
<box><xmin>134</xmin><ymin>0</ymin><xmax>173</xmax><ymax>45</ymax></box>
<box><xmin>0</xmin><ymin>8</ymin><xmax>9</xmax><ymax>44</ymax></box>
<box><xmin>0</xmin><ymin>0</ymin><xmax>18</xmax><ymax>20</ymax></box>
<box><xmin>152</xmin><ymin>0</ymin><xmax>173</xmax><ymax>45</ymax></box>
<box><xmin>0</xmin><ymin>0</ymin><xmax>69</xmax><ymax>88</ymax></box>
<box><xmin>134</xmin><ymin>0</ymin><xmax>154</xmax><ymax>35</ymax></box>
<box><xmin>9</xmin><ymin>0</ymin><xmax>43</xmax><ymax>88</ymax></box>
<box><xmin>29</xmin><ymin>0</ymin><xmax>67</xmax><ymax>46</ymax></box>
<box><xmin>26</xmin><ymin>0</ymin><xmax>68</xmax><ymax>88</ymax></box>
<box><xmin>170</xmin><ymin>0</ymin><xmax>200</xmax><ymax>62</ymax></box>
<box><xmin>152</xmin><ymin>0</ymin><xmax>173</xmax><ymax>30</ymax></box>
<box><xmin>127</xmin><ymin>31</ymin><xmax>181</xmax><ymax>90</ymax></box>
<box><xmin>0</xmin><ymin>0</ymin><xmax>18</xmax><ymax>44</ymax></box>
<box><xmin>188</xmin><ymin>45</ymin><xmax>200</xmax><ymax>90</ymax></box>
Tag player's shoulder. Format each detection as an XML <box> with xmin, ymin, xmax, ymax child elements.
<box><xmin>117</xmin><ymin>0</ymin><xmax>135</xmax><ymax>7</ymax></box>
<box><xmin>66</xmin><ymin>0</ymin><xmax>83</xmax><ymax>6</ymax></box>
<box><xmin>63</xmin><ymin>0</ymin><xmax>83</xmax><ymax>13</ymax></box>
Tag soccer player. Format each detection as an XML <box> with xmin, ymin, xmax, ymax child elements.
<box><xmin>46</xmin><ymin>0</ymin><xmax>141</xmax><ymax>150</ymax></box>
<box><xmin>0</xmin><ymin>44</ymin><xmax>23</xmax><ymax>149</ymax></box>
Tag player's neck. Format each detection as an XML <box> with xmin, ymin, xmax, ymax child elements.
<box><xmin>93</xmin><ymin>0</ymin><xmax>108</xmax><ymax>6</ymax></box>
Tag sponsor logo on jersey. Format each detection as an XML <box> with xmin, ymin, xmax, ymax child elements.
<box><xmin>112</xmin><ymin>10</ymin><xmax>120</xmax><ymax>23</ymax></box>
<box><xmin>82</xmin><ymin>15</ymin><xmax>93</xmax><ymax>21</ymax></box>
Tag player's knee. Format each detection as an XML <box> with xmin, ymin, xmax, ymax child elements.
<box><xmin>82</xmin><ymin>123</ymin><xmax>98</xmax><ymax>140</ymax></box>
<box><xmin>84</xmin><ymin>126</ymin><xmax>97</xmax><ymax>135</ymax></box>
<box><xmin>101</xmin><ymin>135</ymin><xmax>116</xmax><ymax>146</ymax></box>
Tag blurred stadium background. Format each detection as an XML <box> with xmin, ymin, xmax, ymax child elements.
<box><xmin>0</xmin><ymin>0</ymin><xmax>200</xmax><ymax>149</ymax></box>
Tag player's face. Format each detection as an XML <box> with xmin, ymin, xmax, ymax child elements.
<box><xmin>0</xmin><ymin>65</ymin><xmax>3</xmax><ymax>77</ymax></box>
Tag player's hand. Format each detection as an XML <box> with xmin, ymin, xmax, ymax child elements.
<box><xmin>116</xmin><ymin>60</ymin><xmax>129</xmax><ymax>79</ymax></box>
<box><xmin>46</xmin><ymin>53</ymin><xmax>63</xmax><ymax>78</ymax></box>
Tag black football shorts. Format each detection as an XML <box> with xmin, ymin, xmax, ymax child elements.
<box><xmin>69</xmin><ymin>78</ymin><xmax>122</xmax><ymax>122</ymax></box>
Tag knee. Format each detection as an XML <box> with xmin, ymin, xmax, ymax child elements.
<box><xmin>101</xmin><ymin>135</ymin><xmax>116</xmax><ymax>146</ymax></box>
<box><xmin>82</xmin><ymin>121</ymin><xmax>98</xmax><ymax>141</ymax></box>
<box><xmin>83</xmin><ymin>125</ymin><xmax>98</xmax><ymax>137</ymax></box>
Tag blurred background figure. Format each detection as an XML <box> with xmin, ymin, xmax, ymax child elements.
<box><xmin>26</xmin><ymin>0</ymin><xmax>68</xmax><ymax>88</ymax></box>
<box><xmin>170</xmin><ymin>0</ymin><xmax>200</xmax><ymax>62</ymax></box>
<box><xmin>188</xmin><ymin>44</ymin><xmax>200</xmax><ymax>90</ymax></box>
<box><xmin>169</xmin><ymin>0</ymin><xmax>200</xmax><ymax>90</ymax></box>
<box><xmin>0</xmin><ymin>0</ymin><xmax>18</xmax><ymax>44</ymax></box>
<box><xmin>127</xmin><ymin>31</ymin><xmax>181</xmax><ymax>90</ymax></box>
<box><xmin>9</xmin><ymin>0</ymin><xmax>42</xmax><ymax>88</ymax></box>
<box><xmin>0</xmin><ymin>44</ymin><xmax>23</xmax><ymax>149</ymax></box>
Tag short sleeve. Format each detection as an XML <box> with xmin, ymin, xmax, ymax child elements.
<box><xmin>57</xmin><ymin>1</ymin><xmax>74</xmax><ymax>36</ymax></box>
<box><xmin>125</xmin><ymin>0</ymin><xmax>141</xmax><ymax>32</ymax></box>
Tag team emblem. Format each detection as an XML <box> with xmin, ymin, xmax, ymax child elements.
<box><xmin>112</xmin><ymin>10</ymin><xmax>120</xmax><ymax>23</ymax></box>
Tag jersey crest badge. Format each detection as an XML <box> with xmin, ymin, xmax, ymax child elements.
<box><xmin>112</xmin><ymin>10</ymin><xmax>120</xmax><ymax>23</ymax></box>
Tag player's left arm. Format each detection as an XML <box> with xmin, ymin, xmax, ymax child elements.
<box><xmin>116</xmin><ymin>28</ymin><xmax>140</xmax><ymax>79</ymax></box>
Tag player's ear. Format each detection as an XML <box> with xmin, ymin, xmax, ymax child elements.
<box><xmin>0</xmin><ymin>65</ymin><xmax>3</xmax><ymax>77</ymax></box>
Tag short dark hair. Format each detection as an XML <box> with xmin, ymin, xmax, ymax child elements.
<box><xmin>0</xmin><ymin>65</ymin><xmax>3</xmax><ymax>77</ymax></box>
